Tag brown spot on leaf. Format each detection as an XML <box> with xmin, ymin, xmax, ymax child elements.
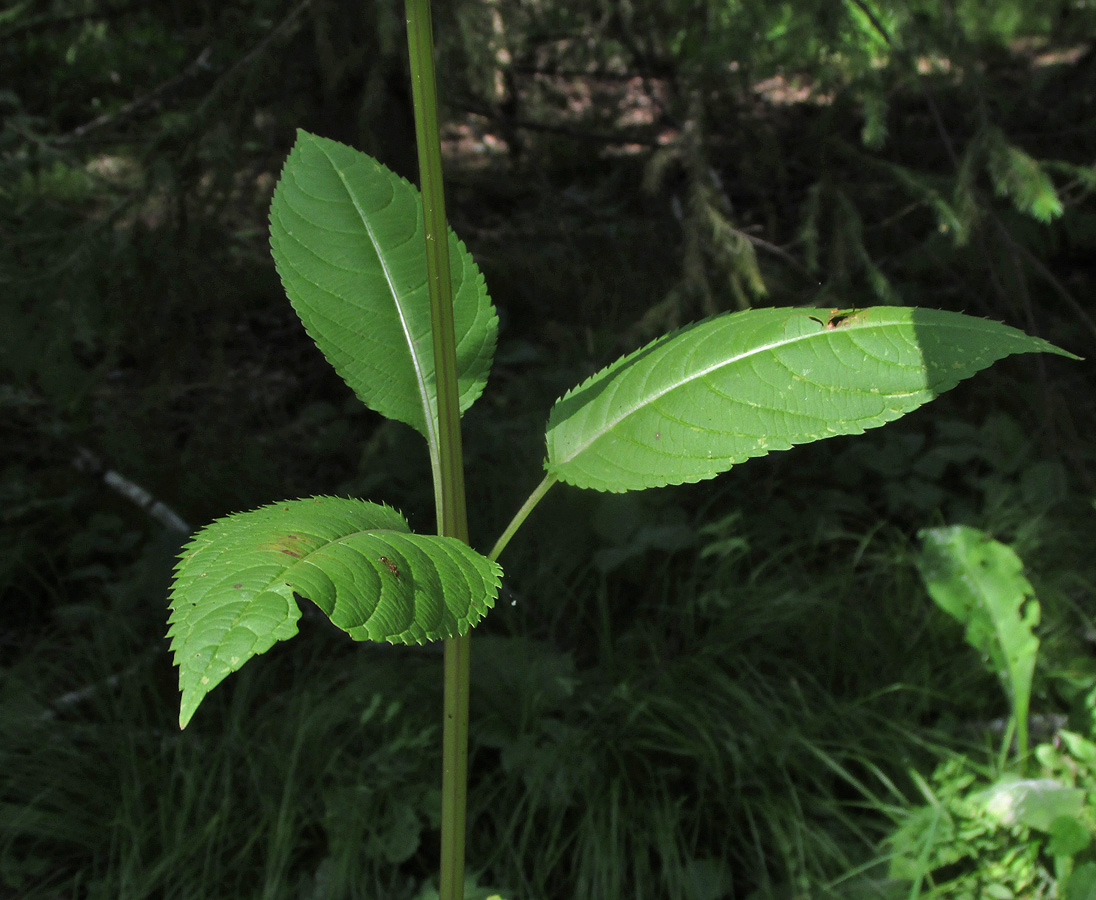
<box><xmin>259</xmin><ymin>532</ymin><xmax>323</xmax><ymax>559</ymax></box>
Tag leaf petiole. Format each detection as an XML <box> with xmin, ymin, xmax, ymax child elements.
<box><xmin>488</xmin><ymin>473</ymin><xmax>558</xmax><ymax>563</ymax></box>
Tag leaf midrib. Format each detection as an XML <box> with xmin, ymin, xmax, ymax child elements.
<box><xmin>322</xmin><ymin>143</ymin><xmax>438</xmax><ymax>446</ymax></box>
<box><xmin>552</xmin><ymin>318</ymin><xmax>907</xmax><ymax>465</ymax></box>
<box><xmin>179</xmin><ymin>526</ymin><xmax>411</xmax><ymax>619</ymax></box>
<box><xmin>267</xmin><ymin>526</ymin><xmax>411</xmax><ymax>586</ymax></box>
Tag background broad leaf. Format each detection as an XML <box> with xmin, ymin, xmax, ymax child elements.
<box><xmin>973</xmin><ymin>775</ymin><xmax>1084</xmax><ymax>832</ymax></box>
<box><xmin>1067</xmin><ymin>863</ymin><xmax>1096</xmax><ymax>900</ymax></box>
<box><xmin>167</xmin><ymin>497</ymin><xmax>501</xmax><ymax>728</ymax></box>
<box><xmin>269</xmin><ymin>130</ymin><xmax>498</xmax><ymax>442</ymax></box>
<box><xmin>917</xmin><ymin>524</ymin><xmax>1040</xmax><ymax>750</ymax></box>
<box><xmin>545</xmin><ymin>306</ymin><xmax>1077</xmax><ymax>492</ymax></box>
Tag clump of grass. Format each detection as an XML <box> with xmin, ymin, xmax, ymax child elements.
<box><xmin>7</xmin><ymin>407</ymin><xmax>1089</xmax><ymax>900</ymax></box>
<box><xmin>1</xmin><ymin>621</ymin><xmax>444</xmax><ymax>900</ymax></box>
<box><xmin>463</xmin><ymin>509</ymin><xmax>964</xmax><ymax>900</ymax></box>
<box><xmin>2</xmin><ymin>520</ymin><xmax>943</xmax><ymax>900</ymax></box>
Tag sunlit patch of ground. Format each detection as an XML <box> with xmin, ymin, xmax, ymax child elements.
<box><xmin>752</xmin><ymin>74</ymin><xmax>832</xmax><ymax>105</ymax></box>
<box><xmin>1031</xmin><ymin>43</ymin><xmax>1089</xmax><ymax>67</ymax></box>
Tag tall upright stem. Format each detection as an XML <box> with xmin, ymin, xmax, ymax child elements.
<box><xmin>404</xmin><ymin>3</ymin><xmax>471</xmax><ymax>899</ymax></box>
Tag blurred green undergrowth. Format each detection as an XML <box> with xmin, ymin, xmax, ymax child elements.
<box><xmin>4</xmin><ymin>403</ymin><xmax>1095</xmax><ymax>897</ymax></box>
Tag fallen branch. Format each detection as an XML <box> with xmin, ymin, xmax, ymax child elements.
<box><xmin>73</xmin><ymin>447</ymin><xmax>191</xmax><ymax>535</ymax></box>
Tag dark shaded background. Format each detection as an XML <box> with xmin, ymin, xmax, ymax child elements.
<box><xmin>2</xmin><ymin>1</ymin><xmax>1095</xmax><ymax>898</ymax></box>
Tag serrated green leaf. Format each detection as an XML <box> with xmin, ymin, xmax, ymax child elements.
<box><xmin>917</xmin><ymin>525</ymin><xmax>1039</xmax><ymax>751</ymax></box>
<box><xmin>167</xmin><ymin>497</ymin><xmax>501</xmax><ymax>728</ymax></box>
<box><xmin>545</xmin><ymin>306</ymin><xmax>1076</xmax><ymax>492</ymax></box>
<box><xmin>269</xmin><ymin>130</ymin><xmax>497</xmax><ymax>442</ymax></box>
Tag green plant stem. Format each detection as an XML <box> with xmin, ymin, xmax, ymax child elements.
<box><xmin>488</xmin><ymin>473</ymin><xmax>558</xmax><ymax>562</ymax></box>
<box><xmin>440</xmin><ymin>631</ymin><xmax>470</xmax><ymax>897</ymax></box>
<box><xmin>404</xmin><ymin>2</ymin><xmax>471</xmax><ymax>899</ymax></box>
<box><xmin>405</xmin><ymin>0</ymin><xmax>467</xmax><ymax>540</ymax></box>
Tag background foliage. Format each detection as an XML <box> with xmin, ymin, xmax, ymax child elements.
<box><xmin>2</xmin><ymin>0</ymin><xmax>1095</xmax><ymax>898</ymax></box>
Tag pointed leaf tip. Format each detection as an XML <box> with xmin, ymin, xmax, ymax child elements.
<box><xmin>545</xmin><ymin>306</ymin><xmax>1075</xmax><ymax>492</ymax></box>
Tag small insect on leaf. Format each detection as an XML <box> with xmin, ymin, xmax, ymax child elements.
<box><xmin>825</xmin><ymin>307</ymin><xmax>862</xmax><ymax>329</ymax></box>
<box><xmin>379</xmin><ymin>556</ymin><xmax>401</xmax><ymax>578</ymax></box>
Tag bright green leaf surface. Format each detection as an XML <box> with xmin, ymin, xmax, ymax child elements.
<box><xmin>545</xmin><ymin>306</ymin><xmax>1076</xmax><ymax>492</ymax></box>
<box><xmin>1047</xmin><ymin>815</ymin><xmax>1092</xmax><ymax>857</ymax></box>
<box><xmin>917</xmin><ymin>525</ymin><xmax>1040</xmax><ymax>749</ymax></box>
<box><xmin>269</xmin><ymin>130</ymin><xmax>497</xmax><ymax>441</ymax></box>
<box><xmin>974</xmin><ymin>775</ymin><xmax>1084</xmax><ymax>832</ymax></box>
<box><xmin>167</xmin><ymin>497</ymin><xmax>501</xmax><ymax>728</ymax></box>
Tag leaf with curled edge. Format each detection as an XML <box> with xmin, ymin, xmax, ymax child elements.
<box><xmin>167</xmin><ymin>497</ymin><xmax>501</xmax><ymax>728</ymax></box>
